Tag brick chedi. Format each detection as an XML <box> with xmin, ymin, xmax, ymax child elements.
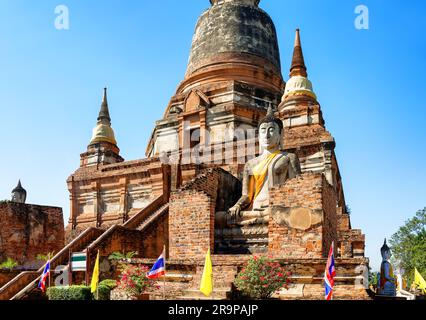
<box><xmin>18</xmin><ymin>0</ymin><xmax>369</xmax><ymax>301</ymax></box>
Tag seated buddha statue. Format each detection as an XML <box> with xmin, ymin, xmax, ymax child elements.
<box><xmin>227</xmin><ymin>107</ymin><xmax>301</xmax><ymax>224</ymax></box>
<box><xmin>378</xmin><ymin>239</ymin><xmax>397</xmax><ymax>296</ymax></box>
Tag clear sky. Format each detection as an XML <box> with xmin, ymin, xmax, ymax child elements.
<box><xmin>0</xmin><ymin>0</ymin><xmax>425</xmax><ymax>270</ymax></box>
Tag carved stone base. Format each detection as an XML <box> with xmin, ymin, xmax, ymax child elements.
<box><xmin>215</xmin><ymin>209</ymin><xmax>269</xmax><ymax>254</ymax></box>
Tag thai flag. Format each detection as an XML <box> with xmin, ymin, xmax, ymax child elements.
<box><xmin>38</xmin><ymin>260</ymin><xmax>51</xmax><ymax>292</ymax></box>
<box><xmin>146</xmin><ymin>249</ymin><xmax>166</xmax><ymax>279</ymax></box>
<box><xmin>324</xmin><ymin>241</ymin><xmax>336</xmax><ymax>300</ymax></box>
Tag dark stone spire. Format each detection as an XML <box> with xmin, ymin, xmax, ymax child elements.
<box><xmin>290</xmin><ymin>29</ymin><xmax>307</xmax><ymax>77</ymax></box>
<box><xmin>11</xmin><ymin>180</ymin><xmax>27</xmax><ymax>203</ymax></box>
<box><xmin>12</xmin><ymin>180</ymin><xmax>24</xmax><ymax>192</ymax></box>
<box><xmin>98</xmin><ymin>87</ymin><xmax>111</xmax><ymax>123</ymax></box>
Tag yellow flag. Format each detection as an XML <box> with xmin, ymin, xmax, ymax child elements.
<box><xmin>90</xmin><ymin>251</ymin><xmax>100</xmax><ymax>294</ymax></box>
<box><xmin>200</xmin><ymin>249</ymin><xmax>213</xmax><ymax>297</ymax></box>
<box><xmin>414</xmin><ymin>268</ymin><xmax>426</xmax><ymax>293</ymax></box>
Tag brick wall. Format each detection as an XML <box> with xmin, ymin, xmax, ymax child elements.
<box><xmin>139</xmin><ymin>211</ymin><xmax>169</xmax><ymax>258</ymax></box>
<box><xmin>0</xmin><ymin>202</ymin><xmax>64</xmax><ymax>267</ymax></box>
<box><xmin>169</xmin><ymin>190</ymin><xmax>215</xmax><ymax>259</ymax></box>
<box><xmin>169</xmin><ymin>168</ymin><xmax>240</xmax><ymax>259</ymax></box>
<box><xmin>321</xmin><ymin>174</ymin><xmax>338</xmax><ymax>256</ymax></box>
<box><xmin>268</xmin><ymin>173</ymin><xmax>337</xmax><ymax>259</ymax></box>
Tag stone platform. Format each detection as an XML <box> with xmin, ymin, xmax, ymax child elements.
<box><xmin>133</xmin><ymin>256</ymin><xmax>370</xmax><ymax>300</ymax></box>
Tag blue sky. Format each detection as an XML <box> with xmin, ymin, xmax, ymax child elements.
<box><xmin>0</xmin><ymin>0</ymin><xmax>425</xmax><ymax>270</ymax></box>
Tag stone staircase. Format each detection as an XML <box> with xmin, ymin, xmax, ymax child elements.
<box><xmin>1</xmin><ymin>195</ymin><xmax>169</xmax><ymax>300</ymax></box>
<box><xmin>0</xmin><ymin>227</ymin><xmax>104</xmax><ymax>300</ymax></box>
<box><xmin>129</xmin><ymin>204</ymin><xmax>169</xmax><ymax>231</ymax></box>
<box><xmin>123</xmin><ymin>196</ymin><xmax>168</xmax><ymax>230</ymax></box>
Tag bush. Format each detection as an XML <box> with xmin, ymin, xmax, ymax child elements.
<box><xmin>0</xmin><ymin>258</ymin><xmax>18</xmax><ymax>271</ymax></box>
<box><xmin>108</xmin><ymin>251</ymin><xmax>138</xmax><ymax>262</ymax></box>
<box><xmin>47</xmin><ymin>286</ymin><xmax>92</xmax><ymax>300</ymax></box>
<box><xmin>99</xmin><ymin>279</ymin><xmax>118</xmax><ymax>289</ymax></box>
<box><xmin>95</xmin><ymin>285</ymin><xmax>111</xmax><ymax>300</ymax></box>
<box><xmin>36</xmin><ymin>252</ymin><xmax>55</xmax><ymax>262</ymax></box>
<box><xmin>94</xmin><ymin>279</ymin><xmax>118</xmax><ymax>300</ymax></box>
<box><xmin>234</xmin><ymin>256</ymin><xmax>291</xmax><ymax>299</ymax></box>
<box><xmin>116</xmin><ymin>264</ymin><xmax>158</xmax><ymax>297</ymax></box>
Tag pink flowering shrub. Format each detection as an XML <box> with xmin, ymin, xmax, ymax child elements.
<box><xmin>234</xmin><ymin>256</ymin><xmax>291</xmax><ymax>299</ymax></box>
<box><xmin>116</xmin><ymin>264</ymin><xmax>158</xmax><ymax>297</ymax></box>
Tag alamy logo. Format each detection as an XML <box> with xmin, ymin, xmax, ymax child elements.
<box><xmin>54</xmin><ymin>5</ymin><xmax>70</xmax><ymax>30</ymax></box>
<box><xmin>355</xmin><ymin>5</ymin><xmax>369</xmax><ymax>30</ymax></box>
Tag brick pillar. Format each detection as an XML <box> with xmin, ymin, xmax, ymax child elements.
<box><xmin>268</xmin><ymin>173</ymin><xmax>337</xmax><ymax>259</ymax></box>
<box><xmin>168</xmin><ymin>190</ymin><xmax>215</xmax><ymax>259</ymax></box>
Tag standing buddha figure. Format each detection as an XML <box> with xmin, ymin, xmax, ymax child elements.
<box><xmin>378</xmin><ymin>239</ymin><xmax>396</xmax><ymax>296</ymax></box>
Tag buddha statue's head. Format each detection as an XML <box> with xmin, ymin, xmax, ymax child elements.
<box><xmin>258</xmin><ymin>106</ymin><xmax>283</xmax><ymax>152</ymax></box>
<box><xmin>381</xmin><ymin>238</ymin><xmax>392</xmax><ymax>261</ymax></box>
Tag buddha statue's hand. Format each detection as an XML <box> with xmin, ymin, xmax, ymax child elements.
<box><xmin>228</xmin><ymin>203</ymin><xmax>242</xmax><ymax>220</ymax></box>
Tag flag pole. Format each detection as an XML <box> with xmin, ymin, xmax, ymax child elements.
<box><xmin>85</xmin><ymin>248</ymin><xmax>90</xmax><ymax>286</ymax></box>
<box><xmin>48</xmin><ymin>253</ymin><xmax>51</xmax><ymax>289</ymax></box>
<box><xmin>163</xmin><ymin>245</ymin><xmax>166</xmax><ymax>300</ymax></box>
<box><xmin>96</xmin><ymin>250</ymin><xmax>100</xmax><ymax>300</ymax></box>
<box><xmin>68</xmin><ymin>249</ymin><xmax>72</xmax><ymax>286</ymax></box>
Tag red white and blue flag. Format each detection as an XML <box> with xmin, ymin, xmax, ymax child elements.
<box><xmin>324</xmin><ymin>241</ymin><xmax>336</xmax><ymax>300</ymax></box>
<box><xmin>38</xmin><ymin>260</ymin><xmax>51</xmax><ymax>292</ymax></box>
<box><xmin>146</xmin><ymin>248</ymin><xmax>166</xmax><ymax>279</ymax></box>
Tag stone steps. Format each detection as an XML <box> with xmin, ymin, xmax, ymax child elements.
<box><xmin>215</xmin><ymin>226</ymin><xmax>269</xmax><ymax>254</ymax></box>
<box><xmin>178</xmin><ymin>288</ymin><xmax>230</xmax><ymax>300</ymax></box>
<box><xmin>161</xmin><ymin>273</ymin><xmax>194</xmax><ymax>283</ymax></box>
<box><xmin>136</xmin><ymin>203</ymin><xmax>169</xmax><ymax>231</ymax></box>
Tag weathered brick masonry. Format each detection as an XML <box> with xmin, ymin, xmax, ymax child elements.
<box><xmin>0</xmin><ymin>202</ymin><xmax>64</xmax><ymax>267</ymax></box>
<box><xmin>169</xmin><ymin>168</ymin><xmax>240</xmax><ymax>259</ymax></box>
<box><xmin>269</xmin><ymin>173</ymin><xmax>338</xmax><ymax>259</ymax></box>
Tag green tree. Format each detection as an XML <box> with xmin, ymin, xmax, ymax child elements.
<box><xmin>389</xmin><ymin>208</ymin><xmax>426</xmax><ymax>285</ymax></box>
